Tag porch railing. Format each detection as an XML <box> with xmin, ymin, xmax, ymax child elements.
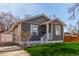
<box><xmin>41</xmin><ymin>34</ymin><xmax>47</xmax><ymax>44</ymax></box>
<box><xmin>41</xmin><ymin>33</ymin><xmax>52</xmax><ymax>44</ymax></box>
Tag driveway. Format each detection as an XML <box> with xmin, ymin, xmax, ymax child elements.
<box><xmin>0</xmin><ymin>46</ymin><xmax>30</xmax><ymax>56</ymax></box>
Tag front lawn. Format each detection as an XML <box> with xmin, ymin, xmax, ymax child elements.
<box><xmin>24</xmin><ymin>42</ymin><xmax>79</xmax><ymax>56</ymax></box>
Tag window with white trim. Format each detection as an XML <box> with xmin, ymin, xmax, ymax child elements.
<box><xmin>55</xmin><ymin>25</ymin><xmax>61</xmax><ymax>35</ymax></box>
<box><xmin>30</xmin><ymin>25</ymin><xmax>38</xmax><ymax>35</ymax></box>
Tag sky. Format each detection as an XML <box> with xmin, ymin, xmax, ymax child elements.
<box><xmin>0</xmin><ymin>3</ymin><xmax>76</xmax><ymax>31</ymax></box>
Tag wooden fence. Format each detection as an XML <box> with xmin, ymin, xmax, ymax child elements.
<box><xmin>64</xmin><ymin>35</ymin><xmax>79</xmax><ymax>42</ymax></box>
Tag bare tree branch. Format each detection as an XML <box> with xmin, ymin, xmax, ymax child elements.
<box><xmin>68</xmin><ymin>3</ymin><xmax>79</xmax><ymax>19</ymax></box>
<box><xmin>0</xmin><ymin>12</ymin><xmax>16</xmax><ymax>31</ymax></box>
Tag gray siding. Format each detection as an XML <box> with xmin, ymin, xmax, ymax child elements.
<box><xmin>21</xmin><ymin>22</ymin><xmax>64</xmax><ymax>41</ymax></box>
<box><xmin>30</xmin><ymin>25</ymin><xmax>46</xmax><ymax>41</ymax></box>
<box><xmin>21</xmin><ymin>16</ymin><xmax>48</xmax><ymax>41</ymax></box>
<box><xmin>21</xmin><ymin>23</ymin><xmax>46</xmax><ymax>41</ymax></box>
<box><xmin>21</xmin><ymin>17</ymin><xmax>64</xmax><ymax>41</ymax></box>
<box><xmin>52</xmin><ymin>24</ymin><xmax>63</xmax><ymax>41</ymax></box>
<box><xmin>21</xmin><ymin>23</ymin><xmax>30</xmax><ymax>33</ymax></box>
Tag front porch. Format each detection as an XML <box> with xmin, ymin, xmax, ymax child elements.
<box><xmin>40</xmin><ymin>21</ymin><xmax>53</xmax><ymax>44</ymax></box>
<box><xmin>18</xmin><ymin>19</ymin><xmax>64</xmax><ymax>45</ymax></box>
<box><xmin>40</xmin><ymin>20</ymin><xmax>64</xmax><ymax>44</ymax></box>
<box><xmin>29</xmin><ymin>40</ymin><xmax>63</xmax><ymax>44</ymax></box>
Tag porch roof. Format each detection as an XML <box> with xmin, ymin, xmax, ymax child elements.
<box><xmin>40</xmin><ymin>18</ymin><xmax>67</xmax><ymax>26</ymax></box>
<box><xmin>10</xmin><ymin>20</ymin><xmax>21</xmax><ymax>31</ymax></box>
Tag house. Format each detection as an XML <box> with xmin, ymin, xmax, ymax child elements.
<box><xmin>10</xmin><ymin>14</ymin><xmax>66</xmax><ymax>45</ymax></box>
<box><xmin>0</xmin><ymin>24</ymin><xmax>13</xmax><ymax>44</ymax></box>
<box><xmin>1</xmin><ymin>31</ymin><xmax>13</xmax><ymax>42</ymax></box>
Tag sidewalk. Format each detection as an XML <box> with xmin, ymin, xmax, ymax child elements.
<box><xmin>0</xmin><ymin>46</ymin><xmax>30</xmax><ymax>56</ymax></box>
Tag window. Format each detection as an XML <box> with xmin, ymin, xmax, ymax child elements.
<box><xmin>55</xmin><ymin>25</ymin><xmax>61</xmax><ymax>35</ymax></box>
<box><xmin>30</xmin><ymin>25</ymin><xmax>38</xmax><ymax>35</ymax></box>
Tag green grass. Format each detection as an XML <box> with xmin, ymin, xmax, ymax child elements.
<box><xmin>24</xmin><ymin>42</ymin><xmax>79</xmax><ymax>56</ymax></box>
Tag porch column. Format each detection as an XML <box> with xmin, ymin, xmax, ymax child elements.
<box><xmin>46</xmin><ymin>23</ymin><xmax>49</xmax><ymax>42</ymax></box>
<box><xmin>18</xmin><ymin>22</ymin><xmax>22</xmax><ymax>45</ymax></box>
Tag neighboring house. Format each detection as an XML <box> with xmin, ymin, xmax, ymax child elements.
<box><xmin>10</xmin><ymin>14</ymin><xmax>66</xmax><ymax>45</ymax></box>
<box><xmin>0</xmin><ymin>31</ymin><xmax>13</xmax><ymax>42</ymax></box>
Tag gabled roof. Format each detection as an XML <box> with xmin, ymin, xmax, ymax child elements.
<box><xmin>22</xmin><ymin>14</ymin><xmax>51</xmax><ymax>22</ymax></box>
<box><xmin>10</xmin><ymin>14</ymin><xmax>67</xmax><ymax>31</ymax></box>
<box><xmin>10</xmin><ymin>20</ymin><xmax>21</xmax><ymax>31</ymax></box>
<box><xmin>40</xmin><ymin>17</ymin><xmax>67</xmax><ymax>26</ymax></box>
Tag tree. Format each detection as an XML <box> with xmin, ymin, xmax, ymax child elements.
<box><xmin>68</xmin><ymin>3</ymin><xmax>79</xmax><ymax>19</ymax></box>
<box><xmin>67</xmin><ymin>24</ymin><xmax>77</xmax><ymax>35</ymax></box>
<box><xmin>0</xmin><ymin>12</ymin><xmax>16</xmax><ymax>31</ymax></box>
<box><xmin>68</xmin><ymin>3</ymin><xmax>79</xmax><ymax>34</ymax></box>
<box><xmin>67</xmin><ymin>24</ymin><xmax>72</xmax><ymax>34</ymax></box>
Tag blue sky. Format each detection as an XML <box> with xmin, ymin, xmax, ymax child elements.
<box><xmin>0</xmin><ymin>3</ymin><xmax>76</xmax><ymax>31</ymax></box>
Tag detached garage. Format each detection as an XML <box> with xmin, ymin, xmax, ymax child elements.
<box><xmin>0</xmin><ymin>32</ymin><xmax>16</xmax><ymax>46</ymax></box>
<box><xmin>1</xmin><ymin>32</ymin><xmax>13</xmax><ymax>42</ymax></box>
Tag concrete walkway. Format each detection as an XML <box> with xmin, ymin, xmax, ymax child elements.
<box><xmin>0</xmin><ymin>46</ymin><xmax>30</xmax><ymax>56</ymax></box>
